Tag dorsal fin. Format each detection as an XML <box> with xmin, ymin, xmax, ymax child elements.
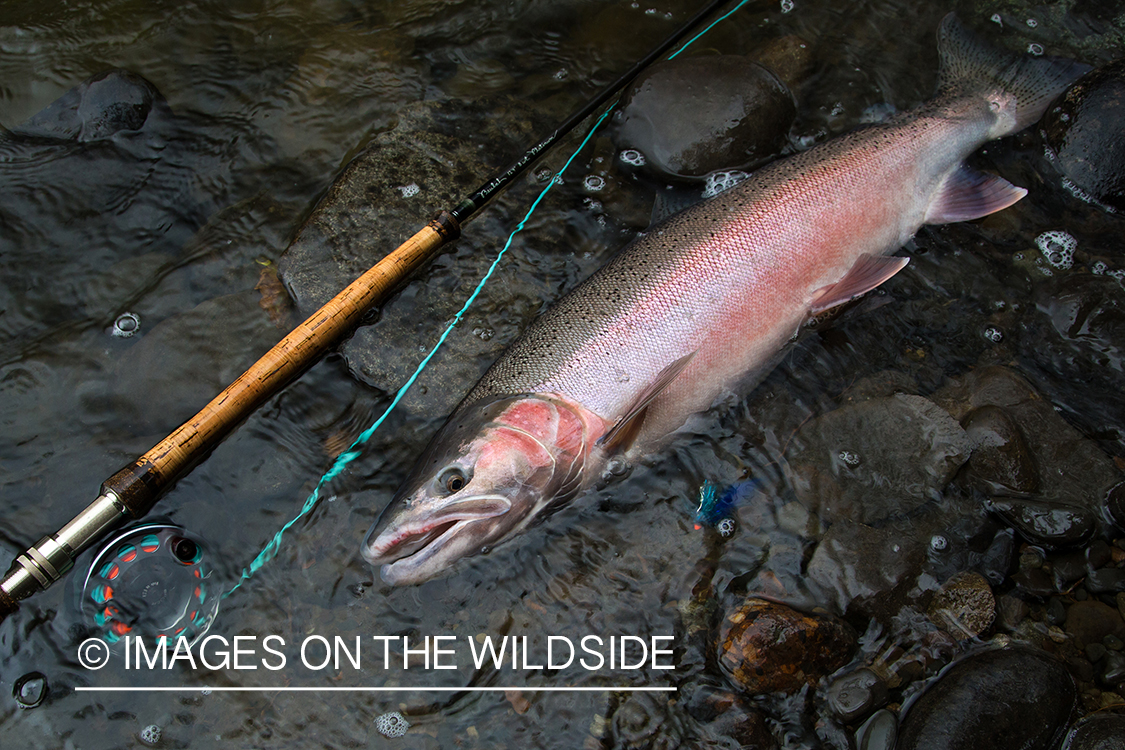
<box><xmin>925</xmin><ymin>166</ymin><xmax>1027</xmax><ymax>224</ymax></box>
<box><xmin>810</xmin><ymin>254</ymin><xmax>909</xmax><ymax>314</ymax></box>
<box><xmin>598</xmin><ymin>351</ymin><xmax>697</xmax><ymax>454</ymax></box>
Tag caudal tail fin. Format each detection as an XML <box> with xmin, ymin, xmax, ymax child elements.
<box><xmin>936</xmin><ymin>13</ymin><xmax>1089</xmax><ymax>137</ymax></box>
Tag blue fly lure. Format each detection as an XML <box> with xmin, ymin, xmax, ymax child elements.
<box><xmin>695</xmin><ymin>478</ymin><xmax>759</xmax><ymax>536</ymax></box>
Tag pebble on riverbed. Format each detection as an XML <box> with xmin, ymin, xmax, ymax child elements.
<box><xmin>717</xmin><ymin>598</ymin><xmax>856</xmax><ymax>695</ymax></box>
<box><xmin>926</xmin><ymin>571</ymin><xmax>996</xmax><ymax>639</ymax></box>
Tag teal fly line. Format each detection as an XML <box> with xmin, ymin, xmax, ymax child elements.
<box><xmin>223</xmin><ymin>0</ymin><xmax>751</xmax><ymax>599</ymax></box>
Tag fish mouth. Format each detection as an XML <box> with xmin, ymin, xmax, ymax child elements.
<box><xmin>362</xmin><ymin>495</ymin><xmax>512</xmax><ymax>585</ymax></box>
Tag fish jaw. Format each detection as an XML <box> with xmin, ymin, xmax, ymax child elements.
<box><xmin>361</xmin><ymin>393</ymin><xmax>609</xmax><ymax>585</ymax></box>
<box><xmin>362</xmin><ymin>494</ymin><xmax>513</xmax><ymax>585</ymax></box>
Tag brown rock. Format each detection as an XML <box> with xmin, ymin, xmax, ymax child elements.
<box><xmin>1065</xmin><ymin>600</ymin><xmax>1125</xmax><ymax>649</ymax></box>
<box><xmin>718</xmin><ymin>598</ymin><xmax>856</xmax><ymax>695</ymax></box>
<box><xmin>927</xmin><ymin>571</ymin><xmax>996</xmax><ymax>639</ymax></box>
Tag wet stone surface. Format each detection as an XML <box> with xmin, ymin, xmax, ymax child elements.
<box><xmin>1060</xmin><ymin>712</ymin><xmax>1125</xmax><ymax>750</ymax></box>
<box><xmin>933</xmin><ymin>367</ymin><xmax>1121</xmax><ymax>520</ymax></box>
<box><xmin>986</xmin><ymin>497</ymin><xmax>1097</xmax><ymax>549</ymax></box>
<box><xmin>1042</xmin><ymin>58</ymin><xmax>1125</xmax><ymax>211</ymax></box>
<box><xmin>827</xmin><ymin>668</ymin><xmax>888</xmax><ymax>723</ymax></box>
<box><xmin>896</xmin><ymin>647</ymin><xmax>1076</xmax><ymax>750</ymax></box>
<box><xmin>785</xmin><ymin>394</ymin><xmax>971</xmax><ymax>527</ymax></box>
<box><xmin>960</xmin><ymin>405</ymin><xmax>1039</xmax><ymax>495</ymax></box>
<box><xmin>717</xmin><ymin>597</ymin><xmax>856</xmax><ymax>695</ymax></box>
<box><xmin>926</xmin><ymin>571</ymin><xmax>996</xmax><ymax>639</ymax></box>
<box><xmin>609</xmin><ymin>54</ymin><xmax>795</xmax><ymax>181</ymax></box>
<box><xmin>1018</xmin><ymin>274</ymin><xmax>1125</xmax><ymax>446</ymax></box>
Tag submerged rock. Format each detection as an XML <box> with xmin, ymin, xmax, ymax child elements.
<box><xmin>7</xmin><ymin>69</ymin><xmax>163</xmax><ymax>142</ymax></box>
<box><xmin>717</xmin><ymin>598</ymin><xmax>856</xmax><ymax>695</ymax></box>
<box><xmin>933</xmin><ymin>367</ymin><xmax>1121</xmax><ymax>519</ymax></box>
<box><xmin>1060</xmin><ymin>713</ymin><xmax>1125</xmax><ymax>750</ymax></box>
<box><xmin>1042</xmin><ymin>58</ymin><xmax>1125</xmax><ymax>211</ymax></box>
<box><xmin>786</xmin><ymin>394</ymin><xmax>971</xmax><ymax>526</ymax></box>
<box><xmin>0</xmin><ymin>69</ymin><xmax>233</xmax><ymax>347</ymax></box>
<box><xmin>1065</xmin><ymin>600</ymin><xmax>1125</xmax><ymax>649</ymax></box>
<box><xmin>896</xmin><ymin>647</ymin><xmax>1076</xmax><ymax>750</ymax></box>
<box><xmin>609</xmin><ymin>691</ymin><xmax>686</xmax><ymax>749</ymax></box>
<box><xmin>827</xmin><ymin>668</ymin><xmax>888</xmax><ymax>723</ymax></box>
<box><xmin>610</xmin><ymin>55</ymin><xmax>795</xmax><ymax>181</ymax></box>
<box><xmin>926</xmin><ymin>571</ymin><xmax>996</xmax><ymax>639</ymax></box>
<box><xmin>1105</xmin><ymin>481</ymin><xmax>1125</xmax><ymax>529</ymax></box>
<box><xmin>278</xmin><ymin>99</ymin><xmax>547</xmax><ymax>416</ymax></box>
<box><xmin>960</xmin><ymin>405</ymin><xmax>1039</xmax><ymax>495</ymax></box>
<box><xmin>986</xmin><ymin>497</ymin><xmax>1097</xmax><ymax>549</ymax></box>
<box><xmin>855</xmin><ymin>709</ymin><xmax>897</xmax><ymax>750</ymax></box>
<box><xmin>1019</xmin><ymin>275</ymin><xmax>1125</xmax><ymax>447</ymax></box>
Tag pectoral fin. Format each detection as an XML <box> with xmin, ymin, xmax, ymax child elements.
<box><xmin>925</xmin><ymin>165</ymin><xmax>1027</xmax><ymax>224</ymax></box>
<box><xmin>810</xmin><ymin>254</ymin><xmax>910</xmax><ymax>314</ymax></box>
<box><xmin>598</xmin><ymin>351</ymin><xmax>697</xmax><ymax>454</ymax></box>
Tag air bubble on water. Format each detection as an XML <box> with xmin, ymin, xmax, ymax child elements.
<box><xmin>781</xmin><ymin>0</ymin><xmax>794</xmax><ymax>13</ymax></box>
<box><xmin>1026</xmin><ymin>18</ymin><xmax>1038</xmax><ymax>27</ymax></box>
<box><xmin>1027</xmin><ymin>43</ymin><xmax>1043</xmax><ymax>56</ymax></box>
<box><xmin>139</xmin><ymin>725</ymin><xmax>162</xmax><ymax>746</ymax></box>
<box><xmin>717</xmin><ymin>518</ymin><xmax>736</xmax><ymax>538</ymax></box>
<box><xmin>983</xmin><ymin>326</ymin><xmax>1004</xmax><ymax>343</ymax></box>
<box><xmin>830</xmin><ymin>102</ymin><xmax>844</xmax><ymax>117</ymax></box>
<box><xmin>619</xmin><ymin>149</ymin><xmax>646</xmax><ymax>167</ymax></box>
<box><xmin>112</xmin><ymin>312</ymin><xmax>140</xmax><ymax>338</ymax></box>
<box><xmin>990</xmin><ymin>13</ymin><xmax>1002</xmax><ymax>26</ymax></box>
<box><xmin>1091</xmin><ymin>261</ymin><xmax>1107</xmax><ymax>275</ymax></box>
<box><xmin>930</xmin><ymin>535</ymin><xmax>949</xmax><ymax>552</ymax></box>
<box><xmin>1062</xmin><ymin>178</ymin><xmax>1117</xmax><ymax>212</ymax></box>
<box><xmin>838</xmin><ymin>450</ymin><xmax>860</xmax><ymax>467</ymax></box>
<box><xmin>396</xmin><ymin>183</ymin><xmax>419</xmax><ymax>198</ymax></box>
<box><xmin>583</xmin><ymin>174</ymin><xmax>606</xmax><ymax>192</ymax></box>
<box><xmin>1035</xmin><ymin>230</ymin><xmax>1076</xmax><ymax>269</ymax></box>
<box><xmin>375</xmin><ymin>711</ymin><xmax>410</xmax><ymax>738</ymax></box>
<box><xmin>472</xmin><ymin>327</ymin><xmax>494</xmax><ymax>341</ymax></box>
<box><xmin>554</xmin><ymin>68</ymin><xmax>568</xmax><ymax>81</ymax></box>
<box><xmin>1059</xmin><ymin>112</ymin><xmax>1069</xmax><ymax>122</ymax></box>
<box><xmin>14</xmin><ymin>672</ymin><xmax>47</xmax><ymax>709</ymax></box>
<box><xmin>534</xmin><ymin>167</ymin><xmax>554</xmax><ymax>183</ymax></box>
<box><xmin>702</xmin><ymin>170</ymin><xmax>750</xmax><ymax>198</ymax></box>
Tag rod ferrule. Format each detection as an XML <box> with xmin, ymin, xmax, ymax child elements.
<box><xmin>1</xmin><ymin>491</ymin><xmax>128</xmax><ymax>607</ymax></box>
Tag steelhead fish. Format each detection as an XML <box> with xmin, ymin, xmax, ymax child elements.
<box><xmin>362</xmin><ymin>15</ymin><xmax>1086</xmax><ymax>585</ymax></box>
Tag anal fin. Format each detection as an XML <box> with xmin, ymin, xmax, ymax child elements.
<box><xmin>598</xmin><ymin>351</ymin><xmax>697</xmax><ymax>454</ymax></box>
<box><xmin>925</xmin><ymin>165</ymin><xmax>1027</xmax><ymax>224</ymax></box>
<box><xmin>810</xmin><ymin>254</ymin><xmax>909</xmax><ymax>314</ymax></box>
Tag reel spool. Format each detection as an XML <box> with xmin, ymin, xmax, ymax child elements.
<box><xmin>76</xmin><ymin>521</ymin><xmax>218</xmax><ymax>650</ymax></box>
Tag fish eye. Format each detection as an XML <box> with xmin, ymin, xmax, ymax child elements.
<box><xmin>438</xmin><ymin>466</ymin><xmax>469</xmax><ymax>495</ymax></box>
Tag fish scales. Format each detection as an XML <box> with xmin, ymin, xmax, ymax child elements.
<box><xmin>464</xmin><ymin>107</ymin><xmax>965</xmax><ymax>440</ymax></box>
<box><xmin>361</xmin><ymin>15</ymin><xmax>1089</xmax><ymax>585</ymax></box>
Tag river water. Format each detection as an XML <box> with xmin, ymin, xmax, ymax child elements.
<box><xmin>2</xmin><ymin>1</ymin><xmax>1123</xmax><ymax>748</ymax></box>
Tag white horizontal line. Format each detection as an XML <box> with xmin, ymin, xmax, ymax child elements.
<box><xmin>75</xmin><ymin>686</ymin><xmax>676</xmax><ymax>693</ymax></box>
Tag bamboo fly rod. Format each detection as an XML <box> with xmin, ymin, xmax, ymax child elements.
<box><xmin>0</xmin><ymin>0</ymin><xmax>741</xmax><ymax>619</ymax></box>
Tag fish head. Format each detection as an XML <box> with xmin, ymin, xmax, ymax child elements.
<box><xmin>362</xmin><ymin>393</ymin><xmax>606</xmax><ymax>585</ymax></box>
